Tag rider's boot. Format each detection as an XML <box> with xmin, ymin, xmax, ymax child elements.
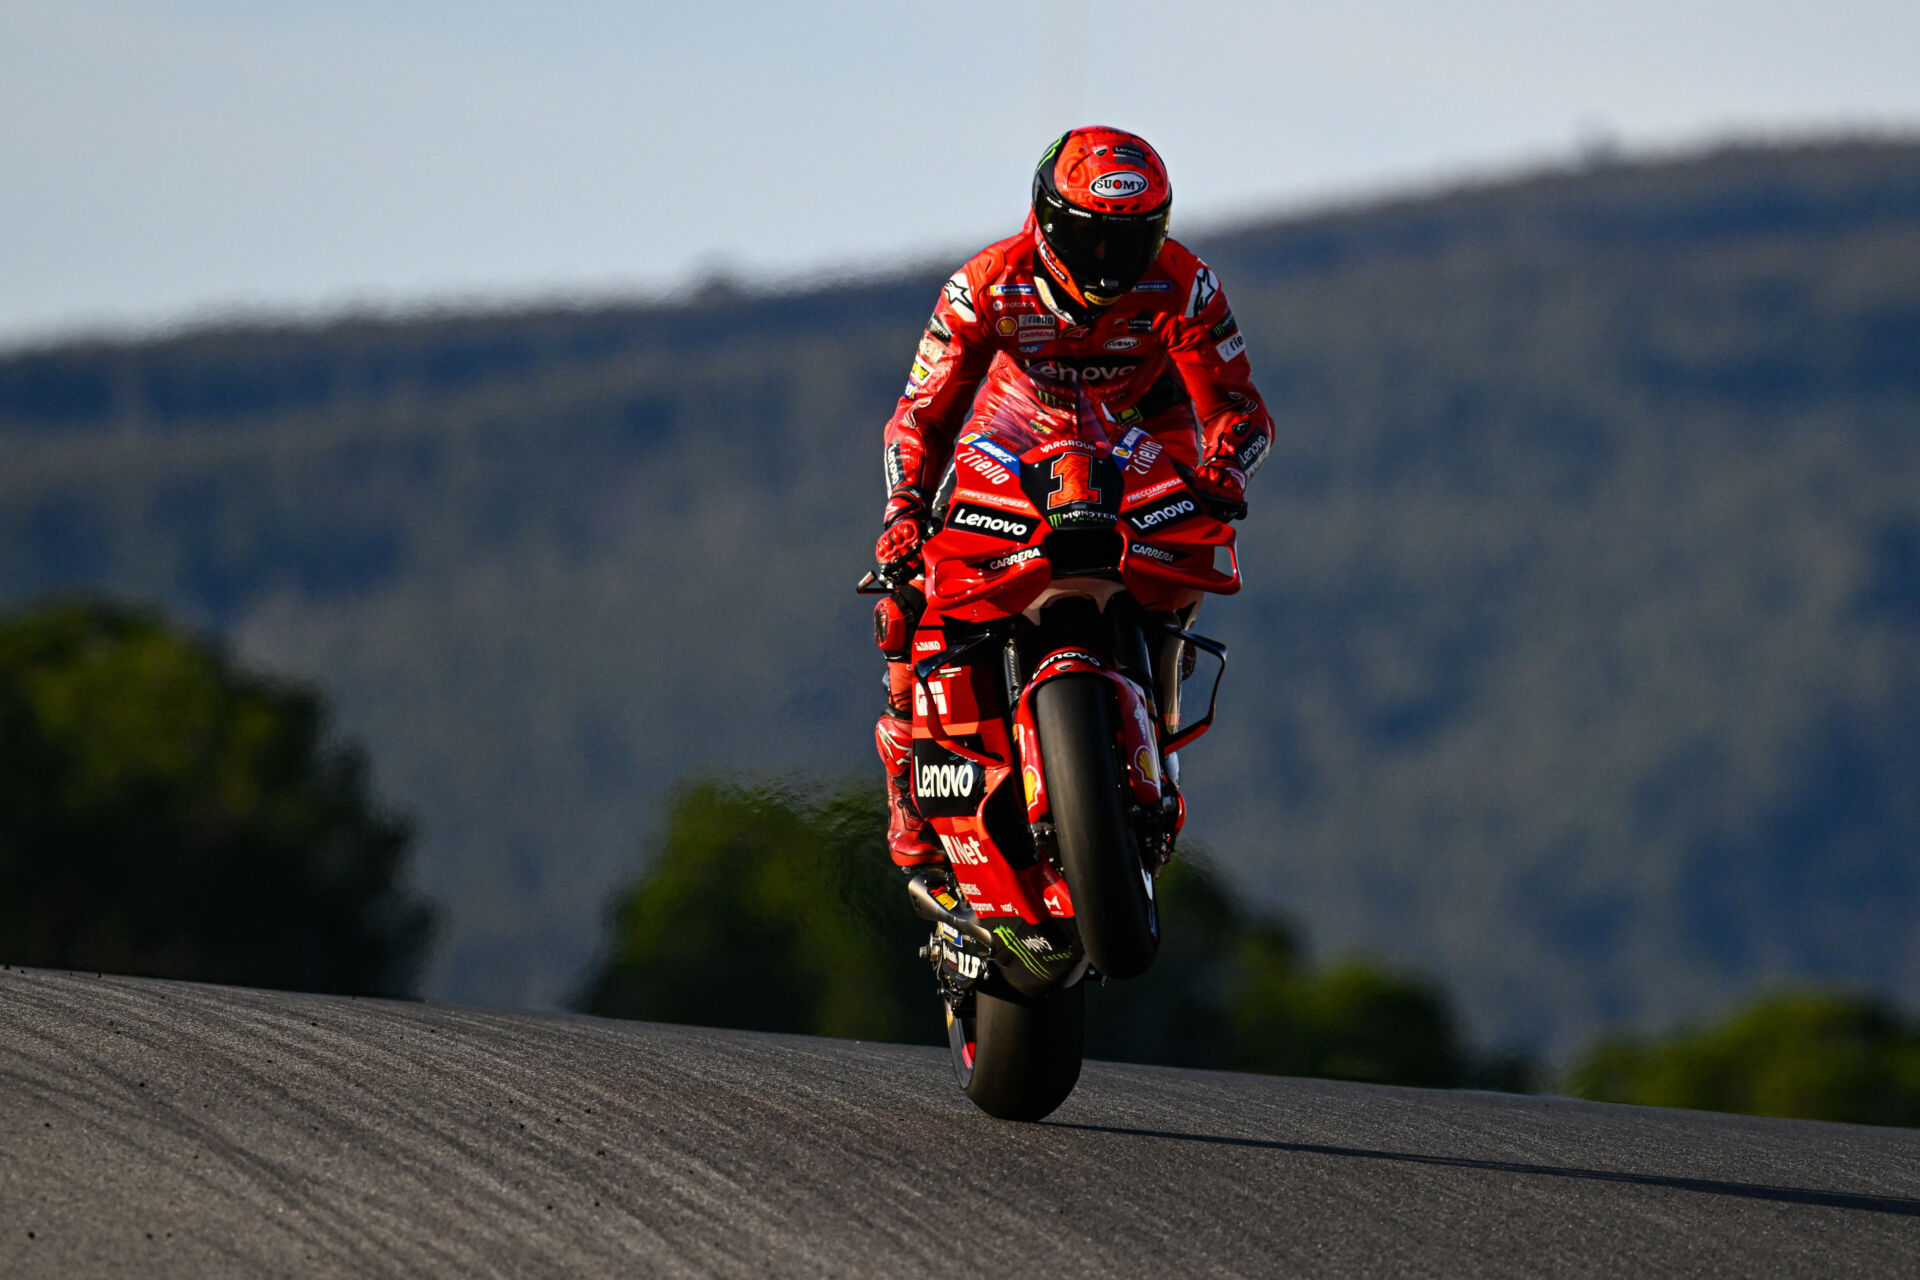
<box><xmin>875</xmin><ymin>703</ymin><xmax>943</xmax><ymax>868</ymax></box>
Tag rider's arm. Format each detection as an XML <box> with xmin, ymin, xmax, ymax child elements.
<box><xmin>1162</xmin><ymin>255</ymin><xmax>1275</xmax><ymax>510</ymax></box>
<box><xmin>881</xmin><ymin>265</ymin><xmax>998</xmax><ymax>507</ymax></box>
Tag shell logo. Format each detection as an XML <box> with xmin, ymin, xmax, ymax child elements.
<box><xmin>1134</xmin><ymin>745</ymin><xmax>1160</xmax><ymax>786</ymax></box>
<box><xmin>1023</xmin><ymin>765</ymin><xmax>1042</xmax><ymax>805</ymax></box>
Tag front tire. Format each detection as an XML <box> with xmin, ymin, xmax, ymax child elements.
<box><xmin>1033</xmin><ymin>674</ymin><xmax>1158</xmax><ymax>979</ymax></box>
<box><xmin>948</xmin><ymin>980</ymin><xmax>1085</xmax><ymax>1121</ymax></box>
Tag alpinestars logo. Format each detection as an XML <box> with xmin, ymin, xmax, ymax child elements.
<box><xmin>918</xmin><ymin>762</ymin><xmax>978</xmax><ymax>799</ymax></box>
<box><xmin>946</xmin><ymin>503</ymin><xmax>1037</xmax><ymax>540</ymax></box>
<box><xmin>1185</xmin><ymin>263</ymin><xmax>1219</xmax><ymax>318</ymax></box>
<box><xmin>943</xmin><ymin>272</ymin><xmax>976</xmax><ymax>323</ymax></box>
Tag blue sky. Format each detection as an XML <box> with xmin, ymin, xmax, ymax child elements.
<box><xmin>3</xmin><ymin>0</ymin><xmax>1917</xmax><ymax>343</ymax></box>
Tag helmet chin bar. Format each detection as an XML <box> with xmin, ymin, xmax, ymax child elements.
<box><xmin>1035</xmin><ymin>268</ymin><xmax>1105</xmax><ymax>327</ymax></box>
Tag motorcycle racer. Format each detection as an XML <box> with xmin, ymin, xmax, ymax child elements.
<box><xmin>873</xmin><ymin>125</ymin><xmax>1275</xmax><ymax>869</ymax></box>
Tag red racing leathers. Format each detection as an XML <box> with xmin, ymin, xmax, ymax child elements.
<box><xmin>876</xmin><ymin>220</ymin><xmax>1274</xmax><ymax>866</ymax></box>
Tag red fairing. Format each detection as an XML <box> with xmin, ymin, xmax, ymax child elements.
<box><xmin>880</xmin><ymin>229</ymin><xmax>1275</xmax><ymax>510</ymax></box>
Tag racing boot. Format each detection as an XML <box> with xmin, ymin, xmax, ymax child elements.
<box><xmin>876</xmin><ymin>709</ymin><xmax>942</xmax><ymax>868</ymax></box>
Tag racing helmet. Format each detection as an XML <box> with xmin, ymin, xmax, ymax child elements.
<box><xmin>1031</xmin><ymin>126</ymin><xmax>1172</xmax><ymax>324</ymax></box>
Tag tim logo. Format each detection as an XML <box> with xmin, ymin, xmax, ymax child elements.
<box><xmin>941</xmin><ymin>834</ymin><xmax>989</xmax><ymax>866</ymax></box>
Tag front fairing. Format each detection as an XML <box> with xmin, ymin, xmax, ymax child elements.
<box><xmin>923</xmin><ymin>379</ymin><xmax>1238</xmax><ymax>620</ymax></box>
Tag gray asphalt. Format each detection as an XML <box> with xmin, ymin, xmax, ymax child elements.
<box><xmin>3</xmin><ymin>968</ymin><xmax>1918</xmax><ymax>1277</ymax></box>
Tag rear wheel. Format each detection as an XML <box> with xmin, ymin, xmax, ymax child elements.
<box><xmin>1034</xmin><ymin>674</ymin><xmax>1158</xmax><ymax>979</ymax></box>
<box><xmin>947</xmin><ymin>980</ymin><xmax>1085</xmax><ymax>1121</ymax></box>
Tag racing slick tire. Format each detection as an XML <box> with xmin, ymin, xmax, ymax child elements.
<box><xmin>1033</xmin><ymin>673</ymin><xmax>1159</xmax><ymax>979</ymax></box>
<box><xmin>948</xmin><ymin>979</ymin><xmax>1085</xmax><ymax>1122</ymax></box>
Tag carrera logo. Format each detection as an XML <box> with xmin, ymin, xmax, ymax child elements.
<box><xmin>917</xmin><ymin>761</ymin><xmax>979</xmax><ymax>800</ymax></box>
<box><xmin>1128</xmin><ymin>541</ymin><xmax>1177</xmax><ymax>563</ymax></box>
<box><xmin>1089</xmin><ymin>170</ymin><xmax>1150</xmax><ymax>199</ymax></box>
<box><xmin>986</xmin><ymin>546</ymin><xmax>1043</xmax><ymax>572</ymax></box>
<box><xmin>946</xmin><ymin>503</ymin><xmax>1037</xmax><ymax>540</ymax></box>
<box><xmin>1131</xmin><ymin>494</ymin><xmax>1199</xmax><ymax>530</ymax></box>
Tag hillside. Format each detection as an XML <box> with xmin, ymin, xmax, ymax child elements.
<box><xmin>4</xmin><ymin>138</ymin><xmax>1918</xmax><ymax>1054</ymax></box>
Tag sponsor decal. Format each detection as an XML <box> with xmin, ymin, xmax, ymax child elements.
<box><xmin>942</xmin><ymin>941</ymin><xmax>985</xmax><ymax>981</ymax></box>
<box><xmin>1017</xmin><ymin>313</ymin><xmax>1056</xmax><ymax>329</ymax></box>
<box><xmin>1130</xmin><ymin>475</ymin><xmax>1185</xmax><ymax>502</ymax></box>
<box><xmin>915</xmin><ymin>638</ymin><xmax>943</xmax><ymax>653</ymax></box>
<box><xmin>1061</xmin><ymin>325</ymin><xmax>1091</xmax><ymax>340</ymax></box>
<box><xmin>1215</xmin><ymin>332</ymin><xmax>1247</xmax><ymax>362</ymax></box>
<box><xmin>1128</xmin><ymin>541</ymin><xmax>1177</xmax><ymax>563</ymax></box>
<box><xmin>884</xmin><ymin>443</ymin><xmax>907</xmax><ymax>490</ymax></box>
<box><xmin>1022</xmin><ymin>765</ymin><xmax>1041</xmax><ymax>805</ymax></box>
<box><xmin>941</xmin><ymin>833</ymin><xmax>989</xmax><ymax>866</ymax></box>
<box><xmin>1089</xmin><ymin>169</ymin><xmax>1150</xmax><ymax>199</ymax></box>
<box><xmin>1134</xmin><ymin>743</ymin><xmax>1160</xmax><ymax>786</ymax></box>
<box><xmin>1236</xmin><ymin>430</ymin><xmax>1271</xmax><ymax>476</ymax></box>
<box><xmin>1041</xmin><ymin>881</ymin><xmax>1074</xmax><ymax>917</ymax></box>
<box><xmin>1131</xmin><ymin>280</ymin><xmax>1172</xmax><ymax>293</ymax></box>
<box><xmin>950</xmin><ymin>487</ymin><xmax>1029</xmax><ymax>511</ymax></box>
<box><xmin>1130</xmin><ymin>493</ymin><xmax>1200</xmax><ymax>530</ymax></box>
<box><xmin>990</xmin><ymin>283</ymin><xmax>1036</xmax><ymax>296</ymax></box>
<box><xmin>996</xmin><ymin>316</ymin><xmax>1017</xmax><ymax>335</ymax></box>
<box><xmin>917</xmin><ymin>760</ymin><xmax>980</xmax><ymax>800</ymax></box>
<box><xmin>1127</xmin><ymin>313</ymin><xmax>1155</xmax><ymax>332</ymax></box>
<box><xmin>1127</xmin><ymin>438</ymin><xmax>1166</xmax><ymax>475</ymax></box>
<box><xmin>946</xmin><ymin>502</ymin><xmax>1038</xmax><ymax>540</ymax></box>
<box><xmin>1039</xmin><ymin>648</ymin><xmax>1102</xmax><ymax>670</ymax></box>
<box><xmin>926</xmin><ymin>316</ymin><xmax>952</xmax><ymax>343</ymax></box>
<box><xmin>917</xmin><ymin>335</ymin><xmax>944</xmax><ymax>365</ymax></box>
<box><xmin>1209</xmin><ymin>311</ymin><xmax>1239</xmax><ymax>342</ymax></box>
<box><xmin>943</xmin><ymin>271</ymin><xmax>976</xmax><ymax>323</ymax></box>
<box><xmin>1185</xmin><ymin>263</ymin><xmax>1219</xmax><ymax>318</ymax></box>
<box><xmin>1019</xmin><ymin>343</ymin><xmax>1045</xmax><ymax>354</ymax></box>
<box><xmin>1026</xmin><ymin>359</ymin><xmax>1140</xmax><ymax>384</ymax></box>
<box><xmin>1104</xmin><ymin>336</ymin><xmax>1141</xmax><ymax>351</ymax></box>
<box><xmin>985</xmin><ymin>545</ymin><xmax>1043</xmax><ymax>572</ymax></box>
<box><xmin>962</xmin><ymin>434</ymin><xmax>1022</xmax><ymax>471</ymax></box>
<box><xmin>963</xmin><ymin>452</ymin><xmax>1013</xmax><ymax>485</ymax></box>
<box><xmin>908</xmin><ymin>358</ymin><xmax>933</xmax><ymax>383</ymax></box>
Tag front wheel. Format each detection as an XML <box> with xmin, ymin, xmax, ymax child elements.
<box><xmin>1033</xmin><ymin>674</ymin><xmax>1158</xmax><ymax>979</ymax></box>
<box><xmin>947</xmin><ymin>981</ymin><xmax>1084</xmax><ymax>1121</ymax></box>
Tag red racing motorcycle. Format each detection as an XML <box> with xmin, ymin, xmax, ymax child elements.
<box><xmin>859</xmin><ymin>380</ymin><xmax>1239</xmax><ymax>1121</ymax></box>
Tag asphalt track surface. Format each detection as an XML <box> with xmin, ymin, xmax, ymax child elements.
<box><xmin>4</xmin><ymin>968</ymin><xmax>1919</xmax><ymax>1277</ymax></box>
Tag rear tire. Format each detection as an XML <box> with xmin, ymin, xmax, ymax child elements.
<box><xmin>1034</xmin><ymin>674</ymin><xmax>1158</xmax><ymax>979</ymax></box>
<box><xmin>948</xmin><ymin>981</ymin><xmax>1085</xmax><ymax>1121</ymax></box>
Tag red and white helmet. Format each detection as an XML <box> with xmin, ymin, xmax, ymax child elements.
<box><xmin>1031</xmin><ymin>126</ymin><xmax>1172</xmax><ymax>323</ymax></box>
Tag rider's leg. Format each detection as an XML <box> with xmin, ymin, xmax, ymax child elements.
<box><xmin>873</xmin><ymin>580</ymin><xmax>942</xmax><ymax>868</ymax></box>
<box><xmin>876</xmin><ymin>671</ymin><xmax>942</xmax><ymax>867</ymax></box>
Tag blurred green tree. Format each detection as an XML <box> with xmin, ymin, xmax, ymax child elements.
<box><xmin>1565</xmin><ymin>991</ymin><xmax>1920</xmax><ymax>1126</ymax></box>
<box><xmin>0</xmin><ymin>599</ymin><xmax>432</xmax><ymax>995</ymax></box>
<box><xmin>579</xmin><ymin>780</ymin><xmax>1513</xmax><ymax>1089</ymax></box>
<box><xmin>574</xmin><ymin>781</ymin><xmax>937</xmax><ymax>1043</ymax></box>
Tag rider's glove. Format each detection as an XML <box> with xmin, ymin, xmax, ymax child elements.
<box><xmin>875</xmin><ymin>486</ymin><xmax>930</xmax><ymax>575</ymax></box>
<box><xmin>1190</xmin><ymin>457</ymin><xmax>1249</xmax><ymax>523</ymax></box>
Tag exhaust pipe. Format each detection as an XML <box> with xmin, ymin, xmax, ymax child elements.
<box><xmin>905</xmin><ymin>875</ymin><xmax>996</xmax><ymax>950</ymax></box>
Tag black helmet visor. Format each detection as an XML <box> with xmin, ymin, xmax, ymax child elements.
<box><xmin>1040</xmin><ymin>204</ymin><xmax>1169</xmax><ymax>300</ymax></box>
